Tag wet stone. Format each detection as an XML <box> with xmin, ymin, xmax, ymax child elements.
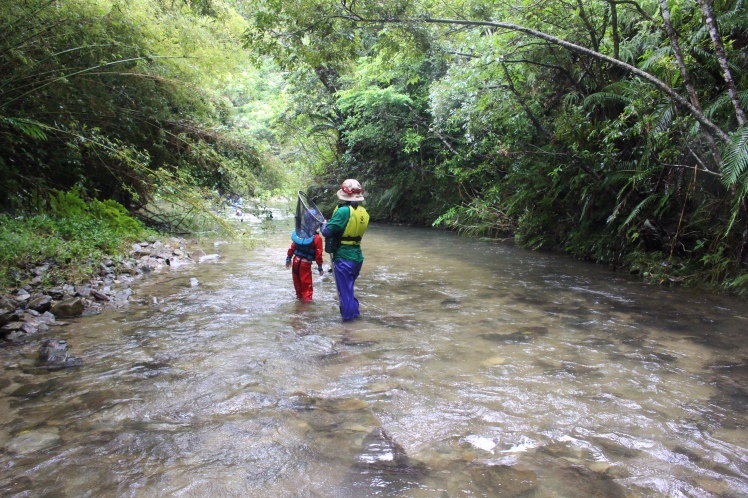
<box><xmin>75</xmin><ymin>285</ymin><xmax>92</xmax><ymax>297</ymax></box>
<box><xmin>90</xmin><ymin>289</ymin><xmax>110</xmax><ymax>301</ymax></box>
<box><xmin>1</xmin><ymin>321</ymin><xmax>28</xmax><ymax>342</ymax></box>
<box><xmin>288</xmin><ymin>393</ymin><xmax>369</xmax><ymax>414</ymax></box>
<box><xmin>440</xmin><ymin>297</ymin><xmax>461</xmax><ymax>310</ymax></box>
<box><xmin>0</xmin><ymin>297</ymin><xmax>16</xmax><ymax>325</ymax></box>
<box><xmin>481</xmin><ymin>326</ymin><xmax>549</xmax><ymax>343</ymax></box>
<box><xmin>114</xmin><ymin>288</ymin><xmax>132</xmax><ymax>303</ymax></box>
<box><xmin>50</xmin><ymin>297</ymin><xmax>84</xmax><ymax>318</ymax></box>
<box><xmin>38</xmin><ymin>339</ymin><xmax>82</xmax><ymax>368</ymax></box>
<box><xmin>551</xmin><ymin>464</ymin><xmax>628</xmax><ymax>498</ymax></box>
<box><xmin>482</xmin><ymin>356</ymin><xmax>507</xmax><ymax>368</ymax></box>
<box><xmin>560</xmin><ymin>361</ymin><xmax>602</xmax><ymax>377</ymax></box>
<box><xmin>539</xmin><ymin>440</ymin><xmax>590</xmax><ymax>461</ymax></box>
<box><xmin>27</xmin><ymin>295</ymin><xmax>52</xmax><ymax>312</ymax></box>
<box><xmin>591</xmin><ymin>436</ymin><xmax>641</xmax><ymax>458</ymax></box>
<box><xmin>47</xmin><ymin>286</ymin><xmax>65</xmax><ymax>300</ymax></box>
<box><xmin>5</xmin><ymin>428</ymin><xmax>60</xmax><ymax>454</ymax></box>
<box><xmin>467</xmin><ymin>464</ymin><xmax>539</xmax><ymax>497</ymax></box>
<box><xmin>344</xmin><ymin>427</ymin><xmax>428</xmax><ymax>495</ymax></box>
<box><xmin>355</xmin><ymin>428</ymin><xmax>425</xmax><ymax>473</ymax></box>
<box><xmin>10</xmin><ymin>378</ymin><xmax>58</xmax><ymax>398</ymax></box>
<box><xmin>14</xmin><ymin>289</ymin><xmax>31</xmax><ymax>303</ymax></box>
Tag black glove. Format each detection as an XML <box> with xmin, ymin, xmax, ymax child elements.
<box><xmin>318</xmin><ymin>265</ymin><xmax>324</xmax><ymax>275</ymax></box>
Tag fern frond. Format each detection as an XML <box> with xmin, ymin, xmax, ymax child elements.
<box><xmin>619</xmin><ymin>194</ymin><xmax>659</xmax><ymax>229</ymax></box>
<box><xmin>721</xmin><ymin>126</ymin><xmax>748</xmax><ymax>187</ymax></box>
<box><xmin>654</xmin><ymin>105</ymin><xmax>676</xmax><ymax>133</ymax></box>
<box><xmin>0</xmin><ymin>115</ymin><xmax>48</xmax><ymax>140</ymax></box>
<box><xmin>562</xmin><ymin>92</ymin><xmax>582</xmax><ymax>108</ymax></box>
<box><xmin>583</xmin><ymin>92</ymin><xmax>632</xmax><ymax>110</ymax></box>
<box><xmin>725</xmin><ymin>176</ymin><xmax>748</xmax><ymax>237</ymax></box>
<box><xmin>739</xmin><ymin>89</ymin><xmax>748</xmax><ymax>110</ymax></box>
<box><xmin>639</xmin><ymin>47</ymin><xmax>671</xmax><ymax>71</ymax></box>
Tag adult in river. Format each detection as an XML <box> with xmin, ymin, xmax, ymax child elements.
<box><xmin>321</xmin><ymin>179</ymin><xmax>370</xmax><ymax>321</ymax></box>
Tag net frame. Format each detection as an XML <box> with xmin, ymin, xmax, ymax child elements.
<box><xmin>295</xmin><ymin>191</ymin><xmax>326</xmax><ymax>238</ymax></box>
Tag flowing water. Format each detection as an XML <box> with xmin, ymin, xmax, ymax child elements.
<box><xmin>2</xmin><ymin>219</ymin><xmax>748</xmax><ymax>497</ymax></box>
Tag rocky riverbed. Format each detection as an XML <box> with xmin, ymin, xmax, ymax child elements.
<box><xmin>0</xmin><ymin>236</ymin><xmax>220</xmax><ymax>363</ymax></box>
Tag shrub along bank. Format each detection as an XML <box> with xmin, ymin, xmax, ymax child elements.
<box><xmin>0</xmin><ymin>189</ymin><xmax>154</xmax><ymax>294</ymax></box>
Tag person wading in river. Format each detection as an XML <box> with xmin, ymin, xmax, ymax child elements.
<box><xmin>321</xmin><ymin>179</ymin><xmax>370</xmax><ymax>321</ymax></box>
<box><xmin>286</xmin><ymin>208</ymin><xmax>325</xmax><ymax>302</ymax></box>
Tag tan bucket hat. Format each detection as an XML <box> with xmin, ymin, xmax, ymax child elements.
<box><xmin>337</xmin><ymin>179</ymin><xmax>364</xmax><ymax>201</ymax></box>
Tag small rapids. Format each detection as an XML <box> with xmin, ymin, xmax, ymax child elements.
<box><xmin>1</xmin><ymin>220</ymin><xmax>747</xmax><ymax>497</ymax></box>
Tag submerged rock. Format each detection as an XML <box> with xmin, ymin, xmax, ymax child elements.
<box><xmin>38</xmin><ymin>339</ymin><xmax>82</xmax><ymax>368</ymax></box>
<box><xmin>198</xmin><ymin>253</ymin><xmax>220</xmax><ymax>263</ymax></box>
<box><xmin>481</xmin><ymin>326</ymin><xmax>549</xmax><ymax>343</ymax></box>
<box><xmin>5</xmin><ymin>428</ymin><xmax>60</xmax><ymax>454</ymax></box>
<box><xmin>354</xmin><ymin>427</ymin><xmax>425</xmax><ymax>472</ymax></box>
<box><xmin>343</xmin><ymin>427</ymin><xmax>428</xmax><ymax>495</ymax></box>
<box><xmin>466</xmin><ymin>463</ymin><xmax>539</xmax><ymax>497</ymax></box>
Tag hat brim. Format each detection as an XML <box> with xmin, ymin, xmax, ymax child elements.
<box><xmin>337</xmin><ymin>189</ymin><xmax>364</xmax><ymax>201</ymax></box>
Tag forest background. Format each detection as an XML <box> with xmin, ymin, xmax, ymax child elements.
<box><xmin>1</xmin><ymin>0</ymin><xmax>747</xmax><ymax>294</ymax></box>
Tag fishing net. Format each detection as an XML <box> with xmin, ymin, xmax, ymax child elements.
<box><xmin>295</xmin><ymin>191</ymin><xmax>326</xmax><ymax>238</ymax></box>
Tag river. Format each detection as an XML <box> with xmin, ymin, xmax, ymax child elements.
<box><xmin>1</xmin><ymin>218</ymin><xmax>747</xmax><ymax>497</ymax></box>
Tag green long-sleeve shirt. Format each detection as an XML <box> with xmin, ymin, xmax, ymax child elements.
<box><xmin>322</xmin><ymin>205</ymin><xmax>366</xmax><ymax>263</ymax></box>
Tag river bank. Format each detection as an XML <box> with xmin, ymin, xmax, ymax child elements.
<box><xmin>0</xmin><ymin>236</ymin><xmax>221</xmax><ymax>354</ymax></box>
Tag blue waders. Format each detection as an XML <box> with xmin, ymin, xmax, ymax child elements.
<box><xmin>333</xmin><ymin>259</ymin><xmax>362</xmax><ymax>321</ymax></box>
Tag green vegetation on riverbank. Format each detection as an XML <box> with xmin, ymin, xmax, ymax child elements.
<box><xmin>0</xmin><ymin>190</ymin><xmax>154</xmax><ymax>293</ymax></box>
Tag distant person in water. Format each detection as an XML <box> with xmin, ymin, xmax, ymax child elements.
<box><xmin>286</xmin><ymin>208</ymin><xmax>324</xmax><ymax>302</ymax></box>
<box><xmin>321</xmin><ymin>179</ymin><xmax>370</xmax><ymax>321</ymax></box>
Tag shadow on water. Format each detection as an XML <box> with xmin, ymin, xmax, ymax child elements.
<box><xmin>2</xmin><ymin>222</ymin><xmax>748</xmax><ymax>496</ymax></box>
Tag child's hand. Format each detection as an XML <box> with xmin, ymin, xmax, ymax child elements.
<box><xmin>318</xmin><ymin>265</ymin><xmax>324</xmax><ymax>275</ymax></box>
<box><xmin>285</xmin><ymin>256</ymin><xmax>292</xmax><ymax>269</ymax></box>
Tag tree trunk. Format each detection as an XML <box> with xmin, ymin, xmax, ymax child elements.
<box><xmin>696</xmin><ymin>0</ymin><xmax>747</xmax><ymax>126</ymax></box>
<box><xmin>659</xmin><ymin>0</ymin><xmax>721</xmax><ymax>163</ymax></box>
<box><xmin>609</xmin><ymin>1</ymin><xmax>620</xmax><ymax>60</ymax></box>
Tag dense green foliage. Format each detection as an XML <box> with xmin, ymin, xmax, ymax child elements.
<box><xmin>0</xmin><ymin>0</ymin><xmax>297</xmax><ymax>292</ymax></box>
<box><xmin>242</xmin><ymin>0</ymin><xmax>748</xmax><ymax>293</ymax></box>
<box><xmin>0</xmin><ymin>0</ymin><xmax>286</xmax><ymax>214</ymax></box>
<box><xmin>0</xmin><ymin>189</ymin><xmax>153</xmax><ymax>290</ymax></box>
<box><xmin>2</xmin><ymin>0</ymin><xmax>748</xmax><ymax>294</ymax></box>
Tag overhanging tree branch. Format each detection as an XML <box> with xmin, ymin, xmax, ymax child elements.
<box><xmin>416</xmin><ymin>17</ymin><xmax>732</xmax><ymax>145</ymax></box>
<box><xmin>339</xmin><ymin>14</ymin><xmax>732</xmax><ymax>146</ymax></box>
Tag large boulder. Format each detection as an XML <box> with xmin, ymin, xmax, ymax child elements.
<box><xmin>50</xmin><ymin>297</ymin><xmax>85</xmax><ymax>318</ymax></box>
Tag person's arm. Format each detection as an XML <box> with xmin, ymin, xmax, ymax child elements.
<box><xmin>286</xmin><ymin>242</ymin><xmax>295</xmax><ymax>268</ymax></box>
<box><xmin>321</xmin><ymin>206</ymin><xmax>349</xmax><ymax>237</ymax></box>
<box><xmin>313</xmin><ymin>234</ymin><xmax>324</xmax><ymax>272</ymax></box>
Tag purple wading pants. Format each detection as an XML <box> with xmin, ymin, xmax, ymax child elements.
<box><xmin>333</xmin><ymin>259</ymin><xmax>362</xmax><ymax>321</ymax></box>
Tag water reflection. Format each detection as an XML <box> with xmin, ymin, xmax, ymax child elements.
<box><xmin>1</xmin><ymin>222</ymin><xmax>748</xmax><ymax>497</ymax></box>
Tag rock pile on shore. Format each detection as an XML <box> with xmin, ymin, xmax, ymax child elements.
<box><xmin>0</xmin><ymin>237</ymin><xmax>214</xmax><ymax>345</ymax></box>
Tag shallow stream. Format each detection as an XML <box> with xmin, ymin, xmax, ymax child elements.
<box><xmin>2</xmin><ymin>220</ymin><xmax>747</xmax><ymax>497</ymax></box>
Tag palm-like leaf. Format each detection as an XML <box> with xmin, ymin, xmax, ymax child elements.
<box><xmin>722</xmin><ymin>126</ymin><xmax>748</xmax><ymax>187</ymax></box>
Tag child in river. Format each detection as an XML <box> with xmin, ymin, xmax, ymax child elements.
<box><xmin>286</xmin><ymin>208</ymin><xmax>325</xmax><ymax>302</ymax></box>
